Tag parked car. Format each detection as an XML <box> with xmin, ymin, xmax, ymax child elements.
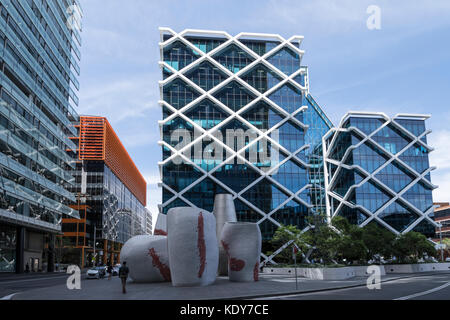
<box><xmin>112</xmin><ymin>266</ymin><xmax>120</xmax><ymax>276</ymax></box>
<box><xmin>87</xmin><ymin>267</ymin><xmax>106</xmax><ymax>279</ymax></box>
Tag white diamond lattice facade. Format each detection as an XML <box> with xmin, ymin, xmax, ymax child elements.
<box><xmin>157</xmin><ymin>28</ymin><xmax>333</xmax><ymax>264</ymax></box>
<box><xmin>323</xmin><ymin>112</ymin><xmax>438</xmax><ymax>237</ymax></box>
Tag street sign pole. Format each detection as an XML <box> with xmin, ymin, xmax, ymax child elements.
<box><xmin>93</xmin><ymin>225</ymin><xmax>96</xmax><ymax>267</ymax></box>
<box><xmin>293</xmin><ymin>245</ymin><xmax>298</xmax><ymax>291</ymax></box>
<box><xmin>440</xmin><ymin>225</ymin><xmax>444</xmax><ymax>262</ymax></box>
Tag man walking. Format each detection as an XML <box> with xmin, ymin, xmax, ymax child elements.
<box><xmin>119</xmin><ymin>261</ymin><xmax>129</xmax><ymax>294</ymax></box>
<box><xmin>107</xmin><ymin>264</ymin><xmax>113</xmax><ymax>280</ymax></box>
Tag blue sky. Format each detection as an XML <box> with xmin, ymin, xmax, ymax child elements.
<box><xmin>77</xmin><ymin>0</ymin><xmax>450</xmax><ymax>220</ymax></box>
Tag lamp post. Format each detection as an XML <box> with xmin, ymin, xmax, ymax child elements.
<box><xmin>93</xmin><ymin>226</ymin><xmax>102</xmax><ymax>267</ymax></box>
<box><xmin>439</xmin><ymin>224</ymin><xmax>444</xmax><ymax>262</ymax></box>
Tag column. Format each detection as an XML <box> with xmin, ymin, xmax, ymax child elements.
<box><xmin>15</xmin><ymin>226</ymin><xmax>25</xmax><ymax>274</ymax></box>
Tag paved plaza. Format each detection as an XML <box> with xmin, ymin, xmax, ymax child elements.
<box><xmin>5</xmin><ymin>272</ymin><xmax>448</xmax><ymax>300</ymax></box>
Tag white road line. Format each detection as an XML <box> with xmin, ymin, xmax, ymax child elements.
<box><xmin>394</xmin><ymin>282</ymin><xmax>450</xmax><ymax>300</ymax></box>
<box><xmin>0</xmin><ymin>293</ymin><xmax>19</xmax><ymax>300</ymax></box>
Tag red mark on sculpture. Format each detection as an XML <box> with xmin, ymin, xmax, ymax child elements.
<box><xmin>148</xmin><ymin>248</ymin><xmax>171</xmax><ymax>281</ymax></box>
<box><xmin>154</xmin><ymin>229</ymin><xmax>168</xmax><ymax>236</ymax></box>
<box><xmin>221</xmin><ymin>240</ymin><xmax>230</xmax><ymax>257</ymax></box>
<box><xmin>254</xmin><ymin>262</ymin><xmax>259</xmax><ymax>281</ymax></box>
<box><xmin>197</xmin><ymin>212</ymin><xmax>206</xmax><ymax>278</ymax></box>
<box><xmin>222</xmin><ymin>240</ymin><xmax>245</xmax><ymax>271</ymax></box>
<box><xmin>230</xmin><ymin>258</ymin><xmax>245</xmax><ymax>271</ymax></box>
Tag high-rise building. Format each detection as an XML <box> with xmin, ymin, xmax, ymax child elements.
<box><xmin>0</xmin><ymin>0</ymin><xmax>82</xmax><ymax>273</ymax></box>
<box><xmin>145</xmin><ymin>208</ymin><xmax>153</xmax><ymax>235</ymax></box>
<box><xmin>63</xmin><ymin>116</ymin><xmax>148</xmax><ymax>267</ymax></box>
<box><xmin>434</xmin><ymin>203</ymin><xmax>450</xmax><ymax>240</ymax></box>
<box><xmin>323</xmin><ymin>112</ymin><xmax>438</xmax><ymax>238</ymax></box>
<box><xmin>158</xmin><ymin>28</ymin><xmax>332</xmax><ymax>264</ymax></box>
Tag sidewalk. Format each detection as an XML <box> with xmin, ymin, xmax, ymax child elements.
<box><xmin>11</xmin><ymin>272</ymin><xmax>441</xmax><ymax>300</ymax></box>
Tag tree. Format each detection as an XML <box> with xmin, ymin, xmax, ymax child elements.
<box><xmin>361</xmin><ymin>223</ymin><xmax>396</xmax><ymax>261</ymax></box>
<box><xmin>392</xmin><ymin>232</ymin><xmax>437</xmax><ymax>263</ymax></box>
<box><xmin>443</xmin><ymin>238</ymin><xmax>450</xmax><ymax>249</ymax></box>
<box><xmin>337</xmin><ymin>236</ymin><xmax>367</xmax><ymax>264</ymax></box>
<box><xmin>270</xmin><ymin>225</ymin><xmax>307</xmax><ymax>264</ymax></box>
<box><xmin>303</xmin><ymin>215</ymin><xmax>343</xmax><ymax>264</ymax></box>
<box><xmin>332</xmin><ymin>216</ymin><xmax>367</xmax><ymax>264</ymax></box>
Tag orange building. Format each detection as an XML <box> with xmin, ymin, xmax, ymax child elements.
<box><xmin>60</xmin><ymin>116</ymin><xmax>150</xmax><ymax>268</ymax></box>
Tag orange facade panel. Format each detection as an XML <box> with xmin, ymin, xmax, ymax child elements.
<box><xmin>78</xmin><ymin>116</ymin><xmax>147</xmax><ymax>206</ymax></box>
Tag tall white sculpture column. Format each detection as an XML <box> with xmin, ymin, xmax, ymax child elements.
<box><xmin>167</xmin><ymin>207</ymin><xmax>219</xmax><ymax>287</ymax></box>
<box><xmin>213</xmin><ymin>194</ymin><xmax>237</xmax><ymax>276</ymax></box>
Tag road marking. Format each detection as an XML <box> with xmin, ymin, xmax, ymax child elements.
<box><xmin>394</xmin><ymin>281</ymin><xmax>450</xmax><ymax>300</ymax></box>
<box><xmin>0</xmin><ymin>293</ymin><xmax>19</xmax><ymax>300</ymax></box>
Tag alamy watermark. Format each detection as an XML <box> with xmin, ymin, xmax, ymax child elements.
<box><xmin>366</xmin><ymin>265</ymin><xmax>382</xmax><ymax>290</ymax></box>
<box><xmin>66</xmin><ymin>3</ymin><xmax>82</xmax><ymax>33</ymax></box>
<box><xmin>66</xmin><ymin>265</ymin><xmax>81</xmax><ymax>290</ymax></box>
<box><xmin>367</xmin><ymin>5</ymin><xmax>382</xmax><ymax>30</ymax></box>
<box><xmin>170</xmin><ymin>128</ymin><xmax>281</xmax><ymax>174</ymax></box>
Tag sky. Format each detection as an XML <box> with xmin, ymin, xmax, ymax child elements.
<box><xmin>77</xmin><ymin>0</ymin><xmax>450</xmax><ymax>224</ymax></box>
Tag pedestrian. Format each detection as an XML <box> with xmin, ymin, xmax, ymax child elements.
<box><xmin>119</xmin><ymin>261</ymin><xmax>129</xmax><ymax>294</ymax></box>
<box><xmin>107</xmin><ymin>264</ymin><xmax>113</xmax><ymax>280</ymax></box>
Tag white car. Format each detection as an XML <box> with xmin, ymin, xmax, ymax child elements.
<box><xmin>87</xmin><ymin>267</ymin><xmax>106</xmax><ymax>279</ymax></box>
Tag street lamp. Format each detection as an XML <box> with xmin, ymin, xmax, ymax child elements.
<box><xmin>93</xmin><ymin>226</ymin><xmax>103</xmax><ymax>266</ymax></box>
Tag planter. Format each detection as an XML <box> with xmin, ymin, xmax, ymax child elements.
<box><xmin>213</xmin><ymin>194</ymin><xmax>237</xmax><ymax>276</ymax></box>
<box><xmin>120</xmin><ymin>235</ymin><xmax>170</xmax><ymax>283</ymax></box>
<box><xmin>384</xmin><ymin>263</ymin><xmax>450</xmax><ymax>273</ymax></box>
<box><xmin>263</xmin><ymin>265</ymin><xmax>387</xmax><ymax>280</ymax></box>
<box><xmin>167</xmin><ymin>207</ymin><xmax>218</xmax><ymax>287</ymax></box>
<box><xmin>221</xmin><ymin>222</ymin><xmax>261</xmax><ymax>282</ymax></box>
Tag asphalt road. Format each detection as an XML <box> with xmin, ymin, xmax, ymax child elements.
<box><xmin>258</xmin><ymin>272</ymin><xmax>450</xmax><ymax>300</ymax></box>
<box><xmin>2</xmin><ymin>272</ymin><xmax>450</xmax><ymax>300</ymax></box>
<box><xmin>0</xmin><ymin>272</ymin><xmax>89</xmax><ymax>299</ymax></box>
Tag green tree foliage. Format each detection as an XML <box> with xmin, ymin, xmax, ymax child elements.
<box><xmin>443</xmin><ymin>238</ymin><xmax>450</xmax><ymax>249</ymax></box>
<box><xmin>361</xmin><ymin>222</ymin><xmax>395</xmax><ymax>261</ymax></box>
<box><xmin>270</xmin><ymin>225</ymin><xmax>306</xmax><ymax>264</ymax></box>
<box><xmin>271</xmin><ymin>216</ymin><xmax>439</xmax><ymax>266</ymax></box>
<box><xmin>392</xmin><ymin>232</ymin><xmax>437</xmax><ymax>263</ymax></box>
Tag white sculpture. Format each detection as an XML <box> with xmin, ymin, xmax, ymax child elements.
<box><xmin>154</xmin><ymin>213</ymin><xmax>167</xmax><ymax>236</ymax></box>
<box><xmin>167</xmin><ymin>207</ymin><xmax>219</xmax><ymax>287</ymax></box>
<box><xmin>221</xmin><ymin>222</ymin><xmax>262</xmax><ymax>282</ymax></box>
<box><xmin>213</xmin><ymin>194</ymin><xmax>237</xmax><ymax>276</ymax></box>
<box><xmin>120</xmin><ymin>235</ymin><xmax>171</xmax><ymax>283</ymax></box>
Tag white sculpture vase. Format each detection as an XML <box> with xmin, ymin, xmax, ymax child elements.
<box><xmin>154</xmin><ymin>213</ymin><xmax>167</xmax><ymax>236</ymax></box>
<box><xmin>221</xmin><ymin>222</ymin><xmax>261</xmax><ymax>282</ymax></box>
<box><xmin>213</xmin><ymin>194</ymin><xmax>237</xmax><ymax>276</ymax></box>
<box><xmin>120</xmin><ymin>235</ymin><xmax>171</xmax><ymax>283</ymax></box>
<box><xmin>167</xmin><ymin>207</ymin><xmax>218</xmax><ymax>287</ymax></box>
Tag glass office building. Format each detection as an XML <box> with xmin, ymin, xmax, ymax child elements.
<box><xmin>63</xmin><ymin>116</ymin><xmax>148</xmax><ymax>267</ymax></box>
<box><xmin>323</xmin><ymin>112</ymin><xmax>438</xmax><ymax>238</ymax></box>
<box><xmin>158</xmin><ymin>28</ymin><xmax>333</xmax><ymax>264</ymax></box>
<box><xmin>0</xmin><ymin>0</ymin><xmax>82</xmax><ymax>272</ymax></box>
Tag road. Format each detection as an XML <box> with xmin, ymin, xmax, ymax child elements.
<box><xmin>1</xmin><ymin>272</ymin><xmax>450</xmax><ymax>300</ymax></box>
<box><xmin>0</xmin><ymin>272</ymin><xmax>88</xmax><ymax>299</ymax></box>
<box><xmin>257</xmin><ymin>272</ymin><xmax>450</xmax><ymax>300</ymax></box>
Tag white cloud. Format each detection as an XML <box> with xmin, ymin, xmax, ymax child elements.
<box><xmin>255</xmin><ymin>0</ymin><xmax>450</xmax><ymax>36</ymax></box>
<box><xmin>78</xmin><ymin>75</ymin><xmax>159</xmax><ymax>123</ymax></box>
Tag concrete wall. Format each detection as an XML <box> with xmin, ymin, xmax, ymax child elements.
<box><xmin>263</xmin><ymin>263</ymin><xmax>450</xmax><ymax>280</ymax></box>
<box><xmin>263</xmin><ymin>267</ymin><xmax>357</xmax><ymax>280</ymax></box>
<box><xmin>384</xmin><ymin>263</ymin><xmax>450</xmax><ymax>273</ymax></box>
